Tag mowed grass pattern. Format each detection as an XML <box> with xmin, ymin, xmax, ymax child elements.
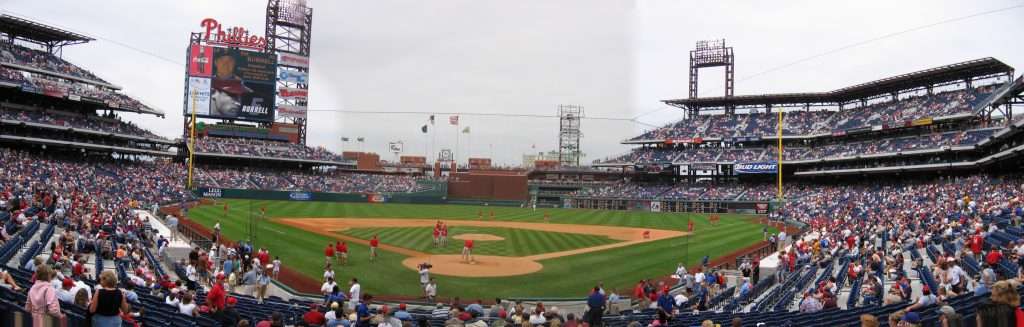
<box><xmin>341</xmin><ymin>226</ymin><xmax>618</xmax><ymax>257</ymax></box>
<box><xmin>188</xmin><ymin>200</ymin><xmax>774</xmax><ymax>298</ymax></box>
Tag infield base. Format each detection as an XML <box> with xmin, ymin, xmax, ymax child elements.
<box><xmin>402</xmin><ymin>255</ymin><xmax>543</xmax><ymax>277</ymax></box>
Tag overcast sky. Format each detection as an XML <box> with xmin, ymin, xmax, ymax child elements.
<box><xmin>3</xmin><ymin>0</ymin><xmax>1022</xmax><ymax>166</ymax></box>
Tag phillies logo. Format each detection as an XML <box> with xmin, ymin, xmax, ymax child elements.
<box><xmin>201</xmin><ymin>18</ymin><xmax>268</xmax><ymax>50</ymax></box>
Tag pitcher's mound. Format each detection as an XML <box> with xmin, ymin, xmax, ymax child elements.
<box><xmin>402</xmin><ymin>255</ymin><xmax>542</xmax><ymax>277</ymax></box>
<box><xmin>453</xmin><ymin>233</ymin><xmax>505</xmax><ymax>241</ymax></box>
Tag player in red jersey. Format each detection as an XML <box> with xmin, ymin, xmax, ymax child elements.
<box><xmin>432</xmin><ymin>226</ymin><xmax>440</xmax><ymax>247</ymax></box>
<box><xmin>440</xmin><ymin>223</ymin><xmax>449</xmax><ymax>247</ymax></box>
<box><xmin>324</xmin><ymin>243</ymin><xmax>335</xmax><ymax>266</ymax></box>
<box><xmin>338</xmin><ymin>241</ymin><xmax>348</xmax><ymax>266</ymax></box>
<box><xmin>462</xmin><ymin>239</ymin><xmax>474</xmax><ymax>263</ymax></box>
<box><xmin>369</xmin><ymin>235</ymin><xmax>379</xmax><ymax>263</ymax></box>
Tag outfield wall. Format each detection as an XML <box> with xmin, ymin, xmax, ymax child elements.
<box><xmin>191</xmin><ymin>180</ymin><xmax>446</xmax><ymax>204</ymax></box>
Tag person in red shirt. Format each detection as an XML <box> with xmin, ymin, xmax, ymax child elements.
<box><xmin>324</xmin><ymin>244</ymin><xmax>335</xmax><ymax>266</ymax></box>
<box><xmin>207</xmin><ymin>273</ymin><xmax>227</xmax><ymax>312</ymax></box>
<box><xmin>302</xmin><ymin>304</ymin><xmax>326</xmax><ymax>326</ymax></box>
<box><xmin>462</xmin><ymin>239</ymin><xmax>474</xmax><ymax>263</ymax></box>
<box><xmin>258</xmin><ymin>248</ymin><xmax>270</xmax><ymax>267</ymax></box>
<box><xmin>338</xmin><ymin>241</ymin><xmax>348</xmax><ymax>266</ymax></box>
<box><xmin>369</xmin><ymin>235</ymin><xmax>379</xmax><ymax>263</ymax></box>
<box><xmin>633</xmin><ymin>281</ymin><xmax>645</xmax><ymax>299</ymax></box>
<box><xmin>432</xmin><ymin>227</ymin><xmax>440</xmax><ymax>248</ymax></box>
<box><xmin>440</xmin><ymin>224</ymin><xmax>448</xmax><ymax>247</ymax></box>
<box><xmin>986</xmin><ymin>248</ymin><xmax>1004</xmax><ymax>267</ymax></box>
<box><xmin>334</xmin><ymin>241</ymin><xmax>344</xmax><ymax>263</ymax></box>
<box><xmin>970</xmin><ymin>233</ymin><xmax>984</xmax><ymax>261</ymax></box>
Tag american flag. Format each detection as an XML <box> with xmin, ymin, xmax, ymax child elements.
<box><xmin>449</xmin><ymin>115</ymin><xmax>459</xmax><ymax>125</ymax></box>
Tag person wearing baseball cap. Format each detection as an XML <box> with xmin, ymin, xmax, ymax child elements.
<box><xmin>395</xmin><ymin>303</ymin><xmax>412</xmax><ymax>321</ymax></box>
<box><xmin>56</xmin><ymin>277</ymin><xmax>76</xmax><ymax>303</ymax></box>
<box><xmin>901</xmin><ymin>311</ymin><xmax>922</xmax><ymax>326</ymax></box>
<box><xmin>207</xmin><ymin>273</ymin><xmax>227</xmax><ymax>312</ymax></box>
<box><xmin>303</xmin><ymin>303</ymin><xmax>326</xmax><ymax>326</ymax></box>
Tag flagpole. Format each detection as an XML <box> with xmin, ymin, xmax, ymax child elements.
<box><xmin>454</xmin><ymin>121</ymin><xmax>460</xmax><ymax>168</ymax></box>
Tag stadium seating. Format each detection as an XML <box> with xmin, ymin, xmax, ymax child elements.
<box><xmin>195</xmin><ymin>137</ymin><xmax>349</xmax><ymax>163</ymax></box>
<box><xmin>630</xmin><ymin>85</ymin><xmax>999</xmax><ymax>141</ymax></box>
<box><xmin>0</xmin><ymin>106</ymin><xmax>166</xmax><ymax>140</ymax></box>
<box><xmin>0</xmin><ymin>43</ymin><xmax>109</xmax><ymax>83</ymax></box>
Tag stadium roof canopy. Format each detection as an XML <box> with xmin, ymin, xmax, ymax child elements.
<box><xmin>664</xmin><ymin>58</ymin><xmax>1015</xmax><ymax>110</ymax></box>
<box><xmin>0</xmin><ymin>15</ymin><xmax>94</xmax><ymax>49</ymax></box>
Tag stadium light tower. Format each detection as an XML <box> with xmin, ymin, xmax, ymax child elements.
<box><xmin>689</xmin><ymin>39</ymin><xmax>735</xmax><ymax>114</ymax></box>
<box><xmin>266</xmin><ymin>0</ymin><xmax>313</xmax><ymax>144</ymax></box>
<box><xmin>558</xmin><ymin>105</ymin><xmax>583</xmax><ymax>167</ymax></box>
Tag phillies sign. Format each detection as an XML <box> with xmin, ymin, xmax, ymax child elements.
<box><xmin>200</xmin><ymin>18</ymin><xmax>267</xmax><ymax>50</ymax></box>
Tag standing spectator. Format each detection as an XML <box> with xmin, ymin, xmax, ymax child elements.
<box><xmin>273</xmin><ymin>256</ymin><xmax>281</xmax><ymax>279</ymax></box>
<box><xmin>166</xmin><ymin>214</ymin><xmax>179</xmax><ymax>242</ymax></box>
<box><xmin>349</xmin><ymin>278</ymin><xmax>362</xmax><ymax>308</ymax></box>
<box><xmin>26</xmin><ymin>264</ymin><xmax>65</xmax><ymax>326</ymax></box>
<box><xmin>207</xmin><ymin>273</ymin><xmax>227</xmax><ymax>312</ymax></box>
<box><xmin>356</xmin><ymin>294</ymin><xmax>373</xmax><ymax>327</ymax></box>
<box><xmin>257</xmin><ymin>264</ymin><xmax>272</xmax><ymax>304</ymax></box>
<box><xmin>585</xmin><ymin>286</ymin><xmax>605</xmax><ymax>327</ymax></box>
<box><xmin>90</xmin><ymin>270</ymin><xmax>131</xmax><ymax>327</ymax></box>
<box><xmin>425</xmin><ymin>278</ymin><xmax>438</xmax><ymax>302</ymax></box>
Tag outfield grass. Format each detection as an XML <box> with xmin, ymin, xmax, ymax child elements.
<box><xmin>188</xmin><ymin>200</ymin><xmax>773</xmax><ymax>299</ymax></box>
<box><xmin>341</xmin><ymin>226</ymin><xmax>618</xmax><ymax>257</ymax></box>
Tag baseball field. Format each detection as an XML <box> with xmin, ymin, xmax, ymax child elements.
<box><xmin>186</xmin><ymin>199</ymin><xmax>773</xmax><ymax>299</ymax></box>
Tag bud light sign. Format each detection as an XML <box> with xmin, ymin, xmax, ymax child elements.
<box><xmin>734</xmin><ymin>162</ymin><xmax>778</xmax><ymax>174</ymax></box>
<box><xmin>289</xmin><ymin>192</ymin><xmax>312</xmax><ymax>201</ymax></box>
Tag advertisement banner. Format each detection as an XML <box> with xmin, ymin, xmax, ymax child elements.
<box><xmin>185</xmin><ymin>46</ymin><xmax>277</xmax><ymax>122</ymax></box>
<box><xmin>185</xmin><ymin>77</ymin><xmax>212</xmax><ymax>116</ymax></box>
<box><xmin>735</xmin><ymin>162</ymin><xmax>778</xmax><ymax>174</ymax></box>
<box><xmin>911</xmin><ymin>117</ymin><xmax>933</xmax><ymax>126</ymax></box>
<box><xmin>278</xmin><ymin>87</ymin><xmax>309</xmax><ymax>100</ymax></box>
<box><xmin>288</xmin><ymin>192</ymin><xmax>312</xmax><ymax>201</ymax></box>
<box><xmin>650</xmin><ymin>201</ymin><xmax>662</xmax><ymax>212</ymax></box>
<box><xmin>755</xmin><ymin>203</ymin><xmax>769</xmax><ymax>214</ymax></box>
<box><xmin>68</xmin><ymin>94</ymin><xmax>81</xmax><ymax>101</ymax></box>
<box><xmin>188</xmin><ymin>44</ymin><xmax>214</xmax><ymax>77</ymax></box>
<box><xmin>278</xmin><ymin>69</ymin><xmax>308</xmax><ymax>84</ymax></box>
<box><xmin>278</xmin><ymin>53</ymin><xmax>309</xmax><ymax>68</ymax></box>
<box><xmin>367</xmin><ymin>193</ymin><xmax>388</xmax><ymax>203</ymax></box>
<box><xmin>277</xmin><ymin>104</ymin><xmax>307</xmax><ymax>119</ymax></box>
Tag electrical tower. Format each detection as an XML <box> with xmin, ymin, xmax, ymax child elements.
<box><xmin>558</xmin><ymin>105</ymin><xmax>583</xmax><ymax>167</ymax></box>
<box><xmin>689</xmin><ymin>39</ymin><xmax>735</xmax><ymax>114</ymax></box>
<box><xmin>266</xmin><ymin>0</ymin><xmax>313</xmax><ymax>144</ymax></box>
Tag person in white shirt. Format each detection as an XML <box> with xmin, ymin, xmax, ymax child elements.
<box><xmin>419</xmin><ymin>265</ymin><xmax>430</xmax><ymax>286</ymax></box>
<box><xmin>179</xmin><ymin>292</ymin><xmax>198</xmax><ymax>317</ymax></box>
<box><xmin>349</xmin><ymin>278</ymin><xmax>361</xmax><ymax>308</ymax></box>
<box><xmin>324</xmin><ymin>265</ymin><xmax>335</xmax><ymax>281</ymax></box>
<box><xmin>425</xmin><ymin>278</ymin><xmax>437</xmax><ymax>301</ymax></box>
<box><xmin>56</xmin><ymin>278</ymin><xmax>76</xmax><ymax>303</ymax></box>
<box><xmin>165</xmin><ymin>290</ymin><xmax>181</xmax><ymax>307</ymax></box>
<box><xmin>321</xmin><ymin>277</ymin><xmax>337</xmax><ymax>302</ymax></box>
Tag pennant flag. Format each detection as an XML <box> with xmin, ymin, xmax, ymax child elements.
<box><xmin>462</xmin><ymin>126</ymin><xmax>470</xmax><ymax>134</ymax></box>
<box><xmin>421</xmin><ymin>125</ymin><xmax>428</xmax><ymax>133</ymax></box>
<box><xmin>429</xmin><ymin>115</ymin><xmax>435</xmax><ymax>125</ymax></box>
<box><xmin>341</xmin><ymin>137</ymin><xmax>350</xmax><ymax>142</ymax></box>
<box><xmin>357</xmin><ymin>137</ymin><xmax>365</xmax><ymax>142</ymax></box>
<box><xmin>449</xmin><ymin>115</ymin><xmax>459</xmax><ymax>125</ymax></box>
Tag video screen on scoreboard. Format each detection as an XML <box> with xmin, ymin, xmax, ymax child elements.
<box><xmin>185</xmin><ymin>44</ymin><xmax>277</xmax><ymax>122</ymax></box>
